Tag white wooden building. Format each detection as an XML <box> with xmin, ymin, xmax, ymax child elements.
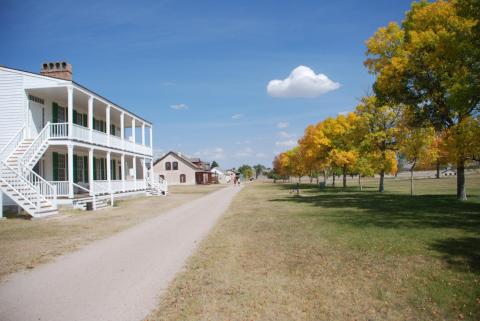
<box><xmin>0</xmin><ymin>62</ymin><xmax>167</xmax><ymax>218</ymax></box>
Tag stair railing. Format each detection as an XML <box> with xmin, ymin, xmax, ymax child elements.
<box><xmin>21</xmin><ymin>165</ymin><xmax>58</xmax><ymax>208</ymax></box>
<box><xmin>18</xmin><ymin>122</ymin><xmax>51</xmax><ymax>170</ymax></box>
<box><xmin>0</xmin><ymin>125</ymin><xmax>25</xmax><ymax>161</ymax></box>
<box><xmin>92</xmin><ymin>181</ymin><xmax>114</xmax><ymax>207</ymax></box>
<box><xmin>72</xmin><ymin>182</ymin><xmax>96</xmax><ymax>210</ymax></box>
<box><xmin>0</xmin><ymin>160</ymin><xmax>48</xmax><ymax>210</ymax></box>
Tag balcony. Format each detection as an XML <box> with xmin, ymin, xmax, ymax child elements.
<box><xmin>49</xmin><ymin>123</ymin><xmax>153</xmax><ymax>156</ymax></box>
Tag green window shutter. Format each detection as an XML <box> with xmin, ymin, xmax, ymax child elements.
<box><xmin>73</xmin><ymin>110</ymin><xmax>77</xmax><ymax>125</ymax></box>
<box><xmin>110</xmin><ymin>124</ymin><xmax>115</xmax><ymax>136</ymax></box>
<box><xmin>111</xmin><ymin>159</ymin><xmax>116</xmax><ymax>180</ymax></box>
<box><xmin>52</xmin><ymin>152</ymin><xmax>59</xmax><ymax>181</ymax></box>
<box><xmin>52</xmin><ymin>103</ymin><xmax>59</xmax><ymax>123</ymax></box>
<box><xmin>73</xmin><ymin>155</ymin><xmax>78</xmax><ymax>183</ymax></box>
<box><xmin>93</xmin><ymin>157</ymin><xmax>97</xmax><ymax>180</ymax></box>
<box><xmin>93</xmin><ymin>117</ymin><xmax>96</xmax><ymax>130</ymax></box>
<box><xmin>83</xmin><ymin>114</ymin><xmax>88</xmax><ymax>127</ymax></box>
<box><xmin>100</xmin><ymin>158</ymin><xmax>105</xmax><ymax>180</ymax></box>
<box><xmin>83</xmin><ymin>156</ymin><xmax>88</xmax><ymax>182</ymax></box>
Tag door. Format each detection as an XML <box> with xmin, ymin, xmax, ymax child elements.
<box><xmin>29</xmin><ymin>101</ymin><xmax>44</xmax><ymax>137</ymax></box>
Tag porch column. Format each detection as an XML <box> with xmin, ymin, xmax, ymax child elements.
<box><xmin>88</xmin><ymin>148</ymin><xmax>94</xmax><ymax>196</ymax></box>
<box><xmin>120</xmin><ymin>112</ymin><xmax>125</xmax><ymax>149</ymax></box>
<box><xmin>67</xmin><ymin>86</ymin><xmax>73</xmax><ymax>139</ymax></box>
<box><xmin>133</xmin><ymin>156</ymin><xmax>137</xmax><ymax>190</ymax></box>
<box><xmin>67</xmin><ymin>144</ymin><xmax>74</xmax><ymax>198</ymax></box>
<box><xmin>121</xmin><ymin>153</ymin><xmax>125</xmax><ymax>191</ymax></box>
<box><xmin>88</xmin><ymin>96</ymin><xmax>93</xmax><ymax>142</ymax></box>
<box><xmin>106</xmin><ymin>105</ymin><xmax>111</xmax><ymax>146</ymax></box>
<box><xmin>142</xmin><ymin>157</ymin><xmax>147</xmax><ymax>181</ymax></box>
<box><xmin>131</xmin><ymin>118</ymin><xmax>136</xmax><ymax>147</ymax></box>
<box><xmin>141</xmin><ymin>123</ymin><xmax>145</xmax><ymax>145</ymax></box>
<box><xmin>150</xmin><ymin>158</ymin><xmax>154</xmax><ymax>185</ymax></box>
<box><xmin>149</xmin><ymin>126</ymin><xmax>153</xmax><ymax>148</ymax></box>
<box><xmin>107</xmin><ymin>151</ymin><xmax>111</xmax><ymax>193</ymax></box>
<box><xmin>0</xmin><ymin>191</ymin><xmax>4</xmax><ymax>219</ymax></box>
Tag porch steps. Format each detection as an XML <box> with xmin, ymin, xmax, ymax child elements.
<box><xmin>72</xmin><ymin>195</ymin><xmax>111</xmax><ymax>211</ymax></box>
<box><xmin>0</xmin><ymin>138</ymin><xmax>58</xmax><ymax>218</ymax></box>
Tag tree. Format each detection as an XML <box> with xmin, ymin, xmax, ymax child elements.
<box><xmin>238</xmin><ymin>164</ymin><xmax>254</xmax><ymax>180</ymax></box>
<box><xmin>398</xmin><ymin>112</ymin><xmax>438</xmax><ymax>195</ymax></box>
<box><xmin>365</xmin><ymin>0</ymin><xmax>480</xmax><ymax>200</ymax></box>
<box><xmin>211</xmin><ymin>160</ymin><xmax>219</xmax><ymax>168</ymax></box>
<box><xmin>253</xmin><ymin>164</ymin><xmax>266</xmax><ymax>179</ymax></box>
<box><xmin>355</xmin><ymin>95</ymin><xmax>400</xmax><ymax>192</ymax></box>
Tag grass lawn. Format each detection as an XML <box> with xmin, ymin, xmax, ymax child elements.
<box><xmin>148</xmin><ymin>174</ymin><xmax>480</xmax><ymax>321</ymax></box>
<box><xmin>0</xmin><ymin>184</ymin><xmax>225</xmax><ymax>280</ymax></box>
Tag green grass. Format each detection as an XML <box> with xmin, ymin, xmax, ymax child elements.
<box><xmin>149</xmin><ymin>174</ymin><xmax>480</xmax><ymax>321</ymax></box>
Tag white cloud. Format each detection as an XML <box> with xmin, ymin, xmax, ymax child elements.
<box><xmin>276</xmin><ymin>122</ymin><xmax>289</xmax><ymax>129</ymax></box>
<box><xmin>170</xmin><ymin>103</ymin><xmax>189</xmax><ymax>110</ymax></box>
<box><xmin>267</xmin><ymin>65</ymin><xmax>340</xmax><ymax>98</ymax></box>
<box><xmin>278</xmin><ymin>131</ymin><xmax>294</xmax><ymax>138</ymax></box>
<box><xmin>275</xmin><ymin>139</ymin><xmax>297</xmax><ymax>147</ymax></box>
<box><xmin>235</xmin><ymin>147</ymin><xmax>254</xmax><ymax>157</ymax></box>
<box><xmin>194</xmin><ymin>147</ymin><xmax>225</xmax><ymax>160</ymax></box>
<box><xmin>231</xmin><ymin>113</ymin><xmax>244</xmax><ymax>119</ymax></box>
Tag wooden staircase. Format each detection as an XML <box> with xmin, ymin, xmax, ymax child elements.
<box><xmin>0</xmin><ymin>127</ymin><xmax>58</xmax><ymax>218</ymax></box>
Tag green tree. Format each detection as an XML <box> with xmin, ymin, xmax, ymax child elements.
<box><xmin>253</xmin><ymin>164</ymin><xmax>266</xmax><ymax>179</ymax></box>
<box><xmin>210</xmin><ymin>160</ymin><xmax>219</xmax><ymax>168</ymax></box>
<box><xmin>238</xmin><ymin>164</ymin><xmax>254</xmax><ymax>180</ymax></box>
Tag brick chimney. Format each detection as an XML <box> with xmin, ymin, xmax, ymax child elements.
<box><xmin>40</xmin><ymin>61</ymin><xmax>72</xmax><ymax>80</ymax></box>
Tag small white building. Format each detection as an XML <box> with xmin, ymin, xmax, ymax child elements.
<box><xmin>153</xmin><ymin>151</ymin><xmax>212</xmax><ymax>185</ymax></box>
<box><xmin>210</xmin><ymin>168</ymin><xmax>232</xmax><ymax>184</ymax></box>
<box><xmin>0</xmin><ymin>62</ymin><xmax>166</xmax><ymax>218</ymax></box>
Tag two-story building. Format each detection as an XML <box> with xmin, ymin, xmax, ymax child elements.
<box><xmin>153</xmin><ymin>151</ymin><xmax>212</xmax><ymax>185</ymax></box>
<box><xmin>0</xmin><ymin>62</ymin><xmax>166</xmax><ymax>218</ymax></box>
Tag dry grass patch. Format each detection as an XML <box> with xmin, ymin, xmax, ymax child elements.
<box><xmin>148</xmin><ymin>176</ymin><xmax>480</xmax><ymax>321</ymax></box>
<box><xmin>0</xmin><ymin>184</ymin><xmax>226</xmax><ymax>280</ymax></box>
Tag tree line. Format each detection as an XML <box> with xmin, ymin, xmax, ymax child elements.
<box><xmin>273</xmin><ymin>0</ymin><xmax>479</xmax><ymax>200</ymax></box>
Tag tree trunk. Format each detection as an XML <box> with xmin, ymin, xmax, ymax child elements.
<box><xmin>332</xmin><ymin>173</ymin><xmax>336</xmax><ymax>187</ymax></box>
<box><xmin>323</xmin><ymin>170</ymin><xmax>327</xmax><ymax>185</ymax></box>
<box><xmin>310</xmin><ymin>176</ymin><xmax>313</xmax><ymax>184</ymax></box>
<box><xmin>298</xmin><ymin>176</ymin><xmax>301</xmax><ymax>183</ymax></box>
<box><xmin>410</xmin><ymin>168</ymin><xmax>414</xmax><ymax>196</ymax></box>
<box><xmin>379</xmin><ymin>170</ymin><xmax>385</xmax><ymax>192</ymax></box>
<box><xmin>410</xmin><ymin>161</ymin><xmax>416</xmax><ymax>196</ymax></box>
<box><xmin>358</xmin><ymin>175</ymin><xmax>362</xmax><ymax>191</ymax></box>
<box><xmin>342</xmin><ymin>165</ymin><xmax>347</xmax><ymax>188</ymax></box>
<box><xmin>457</xmin><ymin>158</ymin><xmax>467</xmax><ymax>200</ymax></box>
<box><xmin>316</xmin><ymin>176</ymin><xmax>319</xmax><ymax>184</ymax></box>
<box><xmin>436</xmin><ymin>159</ymin><xmax>440</xmax><ymax>179</ymax></box>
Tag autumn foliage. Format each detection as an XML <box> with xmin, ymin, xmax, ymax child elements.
<box><xmin>273</xmin><ymin>0</ymin><xmax>480</xmax><ymax>199</ymax></box>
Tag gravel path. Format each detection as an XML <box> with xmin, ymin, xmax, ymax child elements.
<box><xmin>0</xmin><ymin>185</ymin><xmax>241</xmax><ymax>321</ymax></box>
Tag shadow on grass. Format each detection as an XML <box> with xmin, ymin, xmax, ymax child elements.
<box><xmin>270</xmin><ymin>185</ymin><xmax>480</xmax><ymax>273</ymax></box>
<box><xmin>430</xmin><ymin>237</ymin><xmax>480</xmax><ymax>273</ymax></box>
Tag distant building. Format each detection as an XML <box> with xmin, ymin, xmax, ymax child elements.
<box><xmin>152</xmin><ymin>151</ymin><xmax>212</xmax><ymax>185</ymax></box>
<box><xmin>211</xmin><ymin>168</ymin><xmax>233</xmax><ymax>184</ymax></box>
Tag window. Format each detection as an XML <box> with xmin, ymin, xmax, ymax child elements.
<box><xmin>57</xmin><ymin>154</ymin><xmax>66</xmax><ymax>181</ymax></box>
<box><xmin>76</xmin><ymin>155</ymin><xmax>84</xmax><ymax>182</ymax></box>
<box><xmin>180</xmin><ymin>174</ymin><xmax>186</xmax><ymax>183</ymax></box>
<box><xmin>58</xmin><ymin>106</ymin><xmax>66</xmax><ymax>123</ymax></box>
<box><xmin>165</xmin><ymin>162</ymin><xmax>171</xmax><ymax>170</ymax></box>
<box><xmin>173</xmin><ymin>161</ymin><xmax>178</xmax><ymax>170</ymax></box>
<box><xmin>28</xmin><ymin>95</ymin><xmax>45</xmax><ymax>105</ymax></box>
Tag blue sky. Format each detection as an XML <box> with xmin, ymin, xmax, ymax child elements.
<box><xmin>0</xmin><ymin>0</ymin><xmax>412</xmax><ymax>168</ymax></box>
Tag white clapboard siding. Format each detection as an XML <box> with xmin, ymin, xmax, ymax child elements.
<box><xmin>0</xmin><ymin>69</ymin><xmax>25</xmax><ymax>148</ymax></box>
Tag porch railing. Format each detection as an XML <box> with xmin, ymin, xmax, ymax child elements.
<box><xmin>46</xmin><ymin>123</ymin><xmax>152</xmax><ymax>156</ymax></box>
<box><xmin>49</xmin><ymin>179</ymin><xmax>148</xmax><ymax>198</ymax></box>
